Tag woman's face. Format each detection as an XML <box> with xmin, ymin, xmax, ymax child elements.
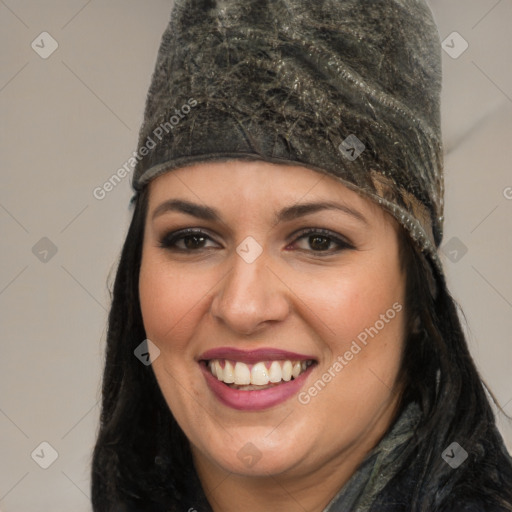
<box><xmin>139</xmin><ymin>160</ymin><xmax>407</xmax><ymax>482</ymax></box>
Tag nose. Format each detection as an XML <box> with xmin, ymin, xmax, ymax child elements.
<box><xmin>210</xmin><ymin>248</ymin><xmax>290</xmax><ymax>336</ymax></box>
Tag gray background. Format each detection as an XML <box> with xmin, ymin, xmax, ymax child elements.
<box><xmin>1</xmin><ymin>1</ymin><xmax>511</xmax><ymax>510</ymax></box>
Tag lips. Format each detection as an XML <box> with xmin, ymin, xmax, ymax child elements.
<box><xmin>199</xmin><ymin>347</ymin><xmax>316</xmax><ymax>364</ymax></box>
<box><xmin>198</xmin><ymin>347</ymin><xmax>317</xmax><ymax>410</ymax></box>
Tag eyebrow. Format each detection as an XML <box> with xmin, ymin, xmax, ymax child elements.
<box><xmin>151</xmin><ymin>198</ymin><xmax>369</xmax><ymax>226</ymax></box>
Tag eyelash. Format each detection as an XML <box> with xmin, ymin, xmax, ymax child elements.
<box><xmin>158</xmin><ymin>228</ymin><xmax>354</xmax><ymax>256</ymax></box>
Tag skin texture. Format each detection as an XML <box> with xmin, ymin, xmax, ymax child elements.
<box><xmin>139</xmin><ymin>160</ymin><xmax>407</xmax><ymax>512</ymax></box>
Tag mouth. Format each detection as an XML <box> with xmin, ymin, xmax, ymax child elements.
<box><xmin>204</xmin><ymin>359</ymin><xmax>316</xmax><ymax>391</ymax></box>
<box><xmin>197</xmin><ymin>347</ymin><xmax>318</xmax><ymax>410</ymax></box>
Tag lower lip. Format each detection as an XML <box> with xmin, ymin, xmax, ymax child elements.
<box><xmin>199</xmin><ymin>362</ymin><xmax>315</xmax><ymax>411</ymax></box>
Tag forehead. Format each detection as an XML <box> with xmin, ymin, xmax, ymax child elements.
<box><xmin>146</xmin><ymin>160</ymin><xmax>401</xmax><ymax>240</ymax></box>
<box><xmin>147</xmin><ymin>159</ymin><xmax>390</xmax><ymax>225</ymax></box>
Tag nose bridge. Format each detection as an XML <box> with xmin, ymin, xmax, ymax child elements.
<box><xmin>211</xmin><ymin>241</ymin><xmax>289</xmax><ymax>334</ymax></box>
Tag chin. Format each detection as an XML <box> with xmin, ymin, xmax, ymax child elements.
<box><xmin>199</xmin><ymin>432</ymin><xmax>306</xmax><ymax>478</ymax></box>
<box><xmin>222</xmin><ymin>450</ymin><xmax>299</xmax><ymax>477</ymax></box>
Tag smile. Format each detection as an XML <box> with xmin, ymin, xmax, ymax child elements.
<box><xmin>198</xmin><ymin>347</ymin><xmax>317</xmax><ymax>410</ymax></box>
<box><xmin>207</xmin><ymin>359</ymin><xmax>315</xmax><ymax>390</ymax></box>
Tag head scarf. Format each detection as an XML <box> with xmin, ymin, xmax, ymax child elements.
<box><xmin>131</xmin><ymin>0</ymin><xmax>445</xmax><ymax>289</ymax></box>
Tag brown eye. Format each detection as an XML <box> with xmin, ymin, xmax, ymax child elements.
<box><xmin>291</xmin><ymin>228</ymin><xmax>354</xmax><ymax>255</ymax></box>
<box><xmin>159</xmin><ymin>229</ymin><xmax>218</xmax><ymax>251</ymax></box>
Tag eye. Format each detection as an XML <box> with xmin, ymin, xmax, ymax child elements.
<box><xmin>159</xmin><ymin>228</ymin><xmax>218</xmax><ymax>251</ymax></box>
<box><xmin>289</xmin><ymin>228</ymin><xmax>354</xmax><ymax>255</ymax></box>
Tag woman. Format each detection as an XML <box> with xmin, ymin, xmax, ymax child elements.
<box><xmin>91</xmin><ymin>0</ymin><xmax>512</xmax><ymax>510</ymax></box>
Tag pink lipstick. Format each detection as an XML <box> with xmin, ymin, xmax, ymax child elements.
<box><xmin>198</xmin><ymin>347</ymin><xmax>317</xmax><ymax>411</ymax></box>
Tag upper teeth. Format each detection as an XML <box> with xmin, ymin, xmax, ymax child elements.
<box><xmin>208</xmin><ymin>359</ymin><xmax>313</xmax><ymax>386</ymax></box>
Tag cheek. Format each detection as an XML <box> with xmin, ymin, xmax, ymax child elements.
<box><xmin>139</xmin><ymin>262</ymin><xmax>172</xmax><ymax>343</ymax></box>
<box><xmin>138</xmin><ymin>252</ymin><xmax>208</xmax><ymax>419</ymax></box>
<box><xmin>298</xmin><ymin>260</ymin><xmax>404</xmax><ymax>348</ymax></box>
<box><xmin>139</xmin><ymin>254</ymin><xmax>205</xmax><ymax>349</ymax></box>
<box><xmin>295</xmin><ymin>255</ymin><xmax>406</xmax><ymax>404</ymax></box>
